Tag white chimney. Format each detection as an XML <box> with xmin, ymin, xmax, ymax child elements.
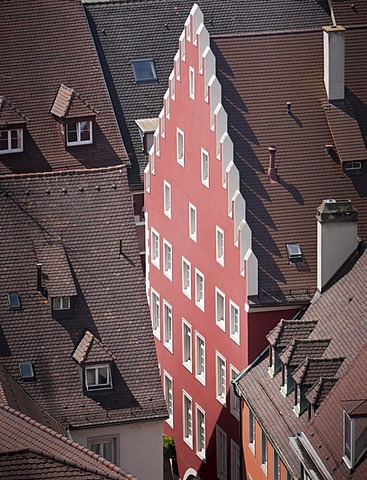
<box><xmin>323</xmin><ymin>25</ymin><xmax>345</xmax><ymax>101</ymax></box>
<box><xmin>317</xmin><ymin>199</ymin><xmax>358</xmax><ymax>291</ymax></box>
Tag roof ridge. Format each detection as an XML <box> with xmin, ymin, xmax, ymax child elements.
<box><xmin>0</xmin><ymin>165</ymin><xmax>127</xmax><ymax>180</ymax></box>
<box><xmin>211</xmin><ymin>26</ymin><xmax>322</xmax><ymax>40</ymax></box>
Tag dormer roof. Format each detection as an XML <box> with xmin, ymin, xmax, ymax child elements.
<box><xmin>0</xmin><ymin>96</ymin><xmax>28</xmax><ymax>127</ymax></box>
<box><xmin>279</xmin><ymin>339</ymin><xmax>330</xmax><ymax>367</ymax></box>
<box><xmin>305</xmin><ymin>377</ymin><xmax>338</xmax><ymax>407</ymax></box>
<box><xmin>50</xmin><ymin>84</ymin><xmax>98</xmax><ymax>119</ymax></box>
<box><xmin>73</xmin><ymin>331</ymin><xmax>116</xmax><ymax>365</ymax></box>
<box><xmin>292</xmin><ymin>357</ymin><xmax>344</xmax><ymax>386</ymax></box>
<box><xmin>267</xmin><ymin>320</ymin><xmax>318</xmax><ymax>348</ymax></box>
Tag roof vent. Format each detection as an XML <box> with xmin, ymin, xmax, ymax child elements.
<box><xmin>267</xmin><ymin>146</ymin><xmax>279</xmax><ymax>184</ymax></box>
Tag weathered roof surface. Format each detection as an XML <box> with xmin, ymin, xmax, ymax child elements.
<box><xmin>212</xmin><ymin>27</ymin><xmax>367</xmax><ymax>303</ymax></box>
<box><xmin>305</xmin><ymin>377</ymin><xmax>337</xmax><ymax>407</ymax></box>
<box><xmin>51</xmin><ymin>84</ymin><xmax>97</xmax><ymax>119</ymax></box>
<box><xmin>267</xmin><ymin>320</ymin><xmax>318</xmax><ymax>348</ymax></box>
<box><xmin>237</xmin><ymin>247</ymin><xmax>367</xmax><ymax>478</ymax></box>
<box><xmin>0</xmin><ymin>0</ymin><xmax>127</xmax><ymax>174</ymax></box>
<box><xmin>0</xmin><ymin>405</ymin><xmax>138</xmax><ymax>479</ymax></box>
<box><xmin>292</xmin><ymin>357</ymin><xmax>344</xmax><ymax>385</ymax></box>
<box><xmin>85</xmin><ymin>0</ymin><xmax>333</xmax><ymax>187</ymax></box>
<box><xmin>73</xmin><ymin>330</ymin><xmax>116</xmax><ymax>365</ymax></box>
<box><xmin>0</xmin><ymin>167</ymin><xmax>166</xmax><ymax>428</ymax></box>
<box><xmin>279</xmin><ymin>339</ymin><xmax>330</xmax><ymax>367</ymax></box>
<box><xmin>0</xmin><ymin>97</ymin><xmax>28</xmax><ymax>126</ymax></box>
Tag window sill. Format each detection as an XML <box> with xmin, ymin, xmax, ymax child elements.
<box><xmin>183</xmin><ymin>361</ymin><xmax>192</xmax><ymax>373</ymax></box>
<box><xmin>195</xmin><ymin>374</ymin><xmax>205</xmax><ymax>386</ymax></box>
<box><xmin>183</xmin><ymin>437</ymin><xmax>193</xmax><ymax>449</ymax></box>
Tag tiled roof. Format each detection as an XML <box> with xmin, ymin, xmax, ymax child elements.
<box><xmin>51</xmin><ymin>84</ymin><xmax>98</xmax><ymax>119</ymax></box>
<box><xmin>305</xmin><ymin>377</ymin><xmax>338</xmax><ymax>407</ymax></box>
<box><xmin>267</xmin><ymin>320</ymin><xmax>318</xmax><ymax>348</ymax></box>
<box><xmin>85</xmin><ymin>0</ymin><xmax>333</xmax><ymax>187</ymax></box>
<box><xmin>0</xmin><ymin>0</ymin><xmax>127</xmax><ymax>174</ymax></box>
<box><xmin>73</xmin><ymin>330</ymin><xmax>116</xmax><ymax>364</ymax></box>
<box><xmin>0</xmin><ymin>404</ymin><xmax>138</xmax><ymax>479</ymax></box>
<box><xmin>279</xmin><ymin>339</ymin><xmax>331</xmax><ymax>367</ymax></box>
<box><xmin>292</xmin><ymin>357</ymin><xmax>344</xmax><ymax>386</ymax></box>
<box><xmin>0</xmin><ymin>167</ymin><xmax>167</xmax><ymax>428</ymax></box>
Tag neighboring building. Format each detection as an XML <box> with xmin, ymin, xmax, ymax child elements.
<box><xmin>235</xmin><ymin>245</ymin><xmax>367</xmax><ymax>479</ymax></box>
<box><xmin>0</xmin><ymin>167</ymin><xmax>167</xmax><ymax>480</ymax></box>
<box><xmin>144</xmin><ymin>4</ymin><xmax>367</xmax><ymax>479</ymax></box>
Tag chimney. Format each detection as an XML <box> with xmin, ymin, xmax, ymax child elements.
<box><xmin>317</xmin><ymin>199</ymin><xmax>358</xmax><ymax>291</ymax></box>
<box><xmin>323</xmin><ymin>25</ymin><xmax>345</xmax><ymax>101</ymax></box>
<box><xmin>268</xmin><ymin>146</ymin><xmax>279</xmax><ymax>184</ymax></box>
<box><xmin>37</xmin><ymin>263</ymin><xmax>43</xmax><ymax>292</ymax></box>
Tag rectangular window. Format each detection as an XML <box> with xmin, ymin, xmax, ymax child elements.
<box><xmin>195</xmin><ymin>269</ymin><xmax>205</xmax><ymax>311</ymax></box>
<box><xmin>52</xmin><ymin>296</ymin><xmax>70</xmax><ymax>311</ymax></box>
<box><xmin>343</xmin><ymin>410</ymin><xmax>353</xmax><ymax>466</ymax></box>
<box><xmin>163</xmin><ymin>301</ymin><xmax>173</xmax><ymax>352</ymax></box>
<box><xmin>182</xmin><ymin>257</ymin><xmax>191</xmax><ymax>299</ymax></box>
<box><xmin>201</xmin><ymin>148</ymin><xmax>209</xmax><ymax>187</ymax></box>
<box><xmin>88</xmin><ymin>436</ymin><xmax>119</xmax><ymax>464</ymax></box>
<box><xmin>248</xmin><ymin>409</ymin><xmax>255</xmax><ymax>453</ymax></box>
<box><xmin>0</xmin><ymin>128</ymin><xmax>23</xmax><ymax>154</ymax></box>
<box><xmin>85</xmin><ymin>364</ymin><xmax>112</xmax><ymax>390</ymax></box>
<box><xmin>189</xmin><ymin>203</ymin><xmax>197</xmax><ymax>242</ymax></box>
<box><xmin>231</xmin><ymin>440</ymin><xmax>241</xmax><ymax>480</ymax></box>
<box><xmin>164</xmin><ymin>372</ymin><xmax>174</xmax><ymax>427</ymax></box>
<box><xmin>183</xmin><ymin>392</ymin><xmax>193</xmax><ymax>448</ymax></box>
<box><xmin>216</xmin><ymin>352</ymin><xmax>226</xmax><ymax>405</ymax></box>
<box><xmin>182</xmin><ymin>320</ymin><xmax>192</xmax><ymax>372</ymax></box>
<box><xmin>189</xmin><ymin>66</ymin><xmax>195</xmax><ymax>99</ymax></box>
<box><xmin>163</xmin><ymin>240</ymin><xmax>172</xmax><ymax>280</ymax></box>
<box><xmin>261</xmin><ymin>429</ymin><xmax>268</xmax><ymax>473</ymax></box>
<box><xmin>177</xmin><ymin>128</ymin><xmax>184</xmax><ymax>166</ymax></box>
<box><xmin>230</xmin><ymin>301</ymin><xmax>240</xmax><ymax>345</ymax></box>
<box><xmin>273</xmin><ymin>450</ymin><xmax>280</xmax><ymax>480</ymax></box>
<box><xmin>195</xmin><ymin>332</ymin><xmax>205</xmax><ymax>385</ymax></box>
<box><xmin>151</xmin><ymin>228</ymin><xmax>160</xmax><ymax>268</ymax></box>
<box><xmin>216</xmin><ymin>425</ymin><xmax>227</xmax><ymax>480</ymax></box>
<box><xmin>151</xmin><ymin>289</ymin><xmax>160</xmax><ymax>339</ymax></box>
<box><xmin>196</xmin><ymin>405</ymin><xmax>206</xmax><ymax>460</ymax></box>
<box><xmin>215</xmin><ymin>288</ymin><xmax>225</xmax><ymax>331</ymax></box>
<box><xmin>164</xmin><ymin>181</ymin><xmax>171</xmax><ymax>218</ymax></box>
<box><xmin>132</xmin><ymin>192</ymin><xmax>145</xmax><ymax>223</ymax></box>
<box><xmin>66</xmin><ymin>120</ymin><xmax>92</xmax><ymax>146</ymax></box>
<box><xmin>230</xmin><ymin>366</ymin><xmax>240</xmax><ymax>419</ymax></box>
<box><xmin>216</xmin><ymin>227</ymin><xmax>224</xmax><ymax>265</ymax></box>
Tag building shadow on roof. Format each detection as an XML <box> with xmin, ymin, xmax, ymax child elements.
<box><xmin>0</xmin><ymin>325</ymin><xmax>11</xmax><ymax>357</ymax></box>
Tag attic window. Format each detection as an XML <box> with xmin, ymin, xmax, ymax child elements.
<box><xmin>344</xmin><ymin>161</ymin><xmax>362</xmax><ymax>171</ymax></box>
<box><xmin>0</xmin><ymin>128</ymin><xmax>23</xmax><ymax>154</ymax></box>
<box><xmin>66</xmin><ymin>120</ymin><xmax>93</xmax><ymax>146</ymax></box>
<box><xmin>286</xmin><ymin>243</ymin><xmax>303</xmax><ymax>263</ymax></box>
<box><xmin>52</xmin><ymin>296</ymin><xmax>70</xmax><ymax>311</ymax></box>
<box><xmin>85</xmin><ymin>364</ymin><xmax>112</xmax><ymax>390</ymax></box>
<box><xmin>343</xmin><ymin>407</ymin><xmax>367</xmax><ymax>469</ymax></box>
<box><xmin>131</xmin><ymin>59</ymin><xmax>158</xmax><ymax>84</ymax></box>
<box><xmin>8</xmin><ymin>292</ymin><xmax>21</xmax><ymax>309</ymax></box>
<box><xmin>19</xmin><ymin>361</ymin><xmax>35</xmax><ymax>380</ymax></box>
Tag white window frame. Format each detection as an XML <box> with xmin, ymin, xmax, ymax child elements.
<box><xmin>85</xmin><ymin>364</ymin><xmax>112</xmax><ymax>391</ymax></box>
<box><xmin>215</xmin><ymin>287</ymin><xmax>226</xmax><ymax>331</ymax></box>
<box><xmin>66</xmin><ymin>120</ymin><xmax>93</xmax><ymax>146</ymax></box>
<box><xmin>195</xmin><ymin>404</ymin><xmax>206</xmax><ymax>460</ymax></box>
<box><xmin>163</xmin><ymin>301</ymin><xmax>173</xmax><ymax>353</ymax></box>
<box><xmin>151</xmin><ymin>289</ymin><xmax>160</xmax><ymax>340</ymax></box>
<box><xmin>195</xmin><ymin>269</ymin><xmax>205</xmax><ymax>311</ymax></box>
<box><xmin>87</xmin><ymin>435</ymin><xmax>119</xmax><ymax>464</ymax></box>
<box><xmin>216</xmin><ymin>425</ymin><xmax>227</xmax><ymax>480</ymax></box>
<box><xmin>230</xmin><ymin>366</ymin><xmax>240</xmax><ymax>419</ymax></box>
<box><xmin>177</xmin><ymin>128</ymin><xmax>184</xmax><ymax>166</ymax></box>
<box><xmin>52</xmin><ymin>296</ymin><xmax>70</xmax><ymax>310</ymax></box>
<box><xmin>182</xmin><ymin>319</ymin><xmax>192</xmax><ymax>372</ymax></box>
<box><xmin>230</xmin><ymin>300</ymin><xmax>240</xmax><ymax>345</ymax></box>
<box><xmin>163</xmin><ymin>239</ymin><xmax>173</xmax><ymax>280</ymax></box>
<box><xmin>0</xmin><ymin>128</ymin><xmax>23</xmax><ymax>154</ymax></box>
<box><xmin>182</xmin><ymin>257</ymin><xmax>191</xmax><ymax>299</ymax></box>
<box><xmin>164</xmin><ymin>180</ymin><xmax>171</xmax><ymax>218</ymax></box>
<box><xmin>189</xmin><ymin>66</ymin><xmax>195</xmax><ymax>99</ymax></box>
<box><xmin>216</xmin><ymin>352</ymin><xmax>227</xmax><ymax>406</ymax></box>
<box><xmin>195</xmin><ymin>332</ymin><xmax>206</xmax><ymax>386</ymax></box>
<box><xmin>189</xmin><ymin>203</ymin><xmax>197</xmax><ymax>242</ymax></box>
<box><xmin>183</xmin><ymin>391</ymin><xmax>193</xmax><ymax>448</ymax></box>
<box><xmin>261</xmin><ymin>428</ymin><xmax>268</xmax><ymax>474</ymax></box>
<box><xmin>216</xmin><ymin>226</ymin><xmax>225</xmax><ymax>266</ymax></box>
<box><xmin>231</xmin><ymin>440</ymin><xmax>241</xmax><ymax>480</ymax></box>
<box><xmin>248</xmin><ymin>408</ymin><xmax>256</xmax><ymax>454</ymax></box>
<box><xmin>164</xmin><ymin>371</ymin><xmax>174</xmax><ymax>428</ymax></box>
<box><xmin>201</xmin><ymin>148</ymin><xmax>209</xmax><ymax>187</ymax></box>
<box><xmin>151</xmin><ymin>227</ymin><xmax>160</xmax><ymax>269</ymax></box>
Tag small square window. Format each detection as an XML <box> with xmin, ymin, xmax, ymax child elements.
<box><xmin>201</xmin><ymin>149</ymin><xmax>209</xmax><ymax>187</ymax></box>
<box><xmin>177</xmin><ymin>129</ymin><xmax>184</xmax><ymax>166</ymax></box>
<box><xmin>131</xmin><ymin>59</ymin><xmax>158</xmax><ymax>84</ymax></box>
<box><xmin>182</xmin><ymin>258</ymin><xmax>191</xmax><ymax>299</ymax></box>
<box><xmin>216</xmin><ymin>227</ymin><xmax>224</xmax><ymax>266</ymax></box>
<box><xmin>0</xmin><ymin>128</ymin><xmax>23</xmax><ymax>154</ymax></box>
<box><xmin>85</xmin><ymin>364</ymin><xmax>112</xmax><ymax>390</ymax></box>
<box><xmin>164</xmin><ymin>181</ymin><xmax>171</xmax><ymax>218</ymax></box>
<box><xmin>189</xmin><ymin>203</ymin><xmax>197</xmax><ymax>242</ymax></box>
<box><xmin>52</xmin><ymin>296</ymin><xmax>70</xmax><ymax>311</ymax></box>
<box><xmin>66</xmin><ymin>121</ymin><xmax>92</xmax><ymax>146</ymax></box>
<box><xmin>195</xmin><ymin>269</ymin><xmax>205</xmax><ymax>311</ymax></box>
<box><xmin>19</xmin><ymin>361</ymin><xmax>35</xmax><ymax>380</ymax></box>
<box><xmin>8</xmin><ymin>292</ymin><xmax>21</xmax><ymax>309</ymax></box>
<box><xmin>163</xmin><ymin>240</ymin><xmax>172</xmax><ymax>280</ymax></box>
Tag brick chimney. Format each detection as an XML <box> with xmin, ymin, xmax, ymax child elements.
<box><xmin>323</xmin><ymin>25</ymin><xmax>345</xmax><ymax>101</ymax></box>
<box><xmin>317</xmin><ymin>199</ymin><xmax>358</xmax><ymax>291</ymax></box>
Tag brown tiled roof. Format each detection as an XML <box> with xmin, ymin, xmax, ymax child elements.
<box><xmin>51</xmin><ymin>84</ymin><xmax>98</xmax><ymax>119</ymax></box>
<box><xmin>0</xmin><ymin>0</ymin><xmax>127</xmax><ymax>174</ymax></box>
<box><xmin>73</xmin><ymin>331</ymin><xmax>116</xmax><ymax>365</ymax></box>
<box><xmin>0</xmin><ymin>167</ymin><xmax>166</xmax><ymax>428</ymax></box>
<box><xmin>0</xmin><ymin>96</ymin><xmax>28</xmax><ymax>126</ymax></box>
<box><xmin>267</xmin><ymin>320</ymin><xmax>317</xmax><ymax>348</ymax></box>
<box><xmin>292</xmin><ymin>357</ymin><xmax>344</xmax><ymax>385</ymax></box>
<box><xmin>34</xmin><ymin>240</ymin><xmax>77</xmax><ymax>297</ymax></box>
<box><xmin>279</xmin><ymin>339</ymin><xmax>330</xmax><ymax>367</ymax></box>
<box><xmin>305</xmin><ymin>377</ymin><xmax>338</xmax><ymax>406</ymax></box>
<box><xmin>0</xmin><ymin>404</ymin><xmax>138</xmax><ymax>479</ymax></box>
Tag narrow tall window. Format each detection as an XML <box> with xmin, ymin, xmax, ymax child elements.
<box><xmin>195</xmin><ymin>332</ymin><xmax>205</xmax><ymax>385</ymax></box>
<box><xmin>196</xmin><ymin>405</ymin><xmax>206</xmax><ymax>460</ymax></box>
<box><xmin>164</xmin><ymin>372</ymin><xmax>174</xmax><ymax>427</ymax></box>
<box><xmin>163</xmin><ymin>240</ymin><xmax>172</xmax><ymax>280</ymax></box>
<box><xmin>216</xmin><ymin>352</ymin><xmax>226</xmax><ymax>405</ymax></box>
<box><xmin>273</xmin><ymin>450</ymin><xmax>280</xmax><ymax>480</ymax></box>
<box><xmin>195</xmin><ymin>269</ymin><xmax>205</xmax><ymax>311</ymax></box>
<box><xmin>189</xmin><ymin>203</ymin><xmax>197</xmax><ymax>242</ymax></box>
<box><xmin>0</xmin><ymin>128</ymin><xmax>23</xmax><ymax>154</ymax></box>
<box><xmin>216</xmin><ymin>425</ymin><xmax>227</xmax><ymax>480</ymax></box>
<box><xmin>182</xmin><ymin>258</ymin><xmax>191</xmax><ymax>299</ymax></box>
<box><xmin>261</xmin><ymin>429</ymin><xmax>268</xmax><ymax>473</ymax></box>
<box><xmin>248</xmin><ymin>409</ymin><xmax>255</xmax><ymax>453</ymax></box>
<box><xmin>164</xmin><ymin>181</ymin><xmax>171</xmax><ymax>218</ymax></box>
<box><xmin>177</xmin><ymin>128</ymin><xmax>184</xmax><ymax>166</ymax></box>
<box><xmin>216</xmin><ymin>227</ymin><xmax>224</xmax><ymax>265</ymax></box>
<box><xmin>163</xmin><ymin>301</ymin><xmax>173</xmax><ymax>352</ymax></box>
<box><xmin>183</xmin><ymin>392</ymin><xmax>193</xmax><ymax>448</ymax></box>
<box><xmin>151</xmin><ymin>289</ymin><xmax>160</xmax><ymax>339</ymax></box>
<box><xmin>189</xmin><ymin>67</ymin><xmax>195</xmax><ymax>99</ymax></box>
<box><xmin>230</xmin><ymin>366</ymin><xmax>240</xmax><ymax>419</ymax></box>
<box><xmin>151</xmin><ymin>228</ymin><xmax>160</xmax><ymax>268</ymax></box>
<box><xmin>201</xmin><ymin>149</ymin><xmax>209</xmax><ymax>187</ymax></box>
<box><xmin>182</xmin><ymin>320</ymin><xmax>192</xmax><ymax>372</ymax></box>
<box><xmin>215</xmin><ymin>288</ymin><xmax>225</xmax><ymax>331</ymax></box>
<box><xmin>231</xmin><ymin>441</ymin><xmax>241</xmax><ymax>480</ymax></box>
<box><xmin>230</xmin><ymin>301</ymin><xmax>240</xmax><ymax>345</ymax></box>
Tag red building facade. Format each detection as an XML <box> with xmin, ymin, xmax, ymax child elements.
<box><xmin>145</xmin><ymin>6</ymin><xmax>297</xmax><ymax>479</ymax></box>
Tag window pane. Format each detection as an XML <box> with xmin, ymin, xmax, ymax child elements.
<box><xmin>67</xmin><ymin>122</ymin><xmax>78</xmax><ymax>143</ymax></box>
<box><xmin>80</xmin><ymin>121</ymin><xmax>91</xmax><ymax>141</ymax></box>
<box><xmin>0</xmin><ymin>131</ymin><xmax>8</xmax><ymax>150</ymax></box>
<box><xmin>97</xmin><ymin>366</ymin><xmax>108</xmax><ymax>385</ymax></box>
<box><xmin>10</xmin><ymin>129</ymin><xmax>21</xmax><ymax>149</ymax></box>
<box><xmin>86</xmin><ymin>368</ymin><xmax>96</xmax><ymax>386</ymax></box>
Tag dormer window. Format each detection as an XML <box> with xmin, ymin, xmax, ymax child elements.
<box><xmin>0</xmin><ymin>128</ymin><xmax>23</xmax><ymax>154</ymax></box>
<box><xmin>286</xmin><ymin>243</ymin><xmax>303</xmax><ymax>263</ymax></box>
<box><xmin>343</xmin><ymin>405</ymin><xmax>367</xmax><ymax>469</ymax></box>
<box><xmin>19</xmin><ymin>361</ymin><xmax>35</xmax><ymax>380</ymax></box>
<box><xmin>52</xmin><ymin>296</ymin><xmax>70</xmax><ymax>311</ymax></box>
<box><xmin>85</xmin><ymin>364</ymin><xmax>112</xmax><ymax>390</ymax></box>
<box><xmin>66</xmin><ymin>120</ymin><xmax>92</xmax><ymax>146</ymax></box>
<box><xmin>8</xmin><ymin>292</ymin><xmax>21</xmax><ymax>309</ymax></box>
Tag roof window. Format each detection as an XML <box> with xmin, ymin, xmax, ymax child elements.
<box><xmin>343</xmin><ymin>401</ymin><xmax>367</xmax><ymax>469</ymax></box>
<box><xmin>66</xmin><ymin>120</ymin><xmax>93</xmax><ymax>146</ymax></box>
<box><xmin>286</xmin><ymin>243</ymin><xmax>303</xmax><ymax>263</ymax></box>
<box><xmin>8</xmin><ymin>292</ymin><xmax>21</xmax><ymax>309</ymax></box>
<box><xmin>131</xmin><ymin>59</ymin><xmax>158</xmax><ymax>84</ymax></box>
<box><xmin>344</xmin><ymin>161</ymin><xmax>362</xmax><ymax>171</ymax></box>
<box><xmin>52</xmin><ymin>296</ymin><xmax>70</xmax><ymax>311</ymax></box>
<box><xmin>19</xmin><ymin>361</ymin><xmax>35</xmax><ymax>380</ymax></box>
<box><xmin>85</xmin><ymin>364</ymin><xmax>112</xmax><ymax>391</ymax></box>
<box><xmin>0</xmin><ymin>128</ymin><xmax>23</xmax><ymax>154</ymax></box>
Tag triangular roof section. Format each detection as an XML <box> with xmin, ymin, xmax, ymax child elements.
<box><xmin>267</xmin><ymin>319</ymin><xmax>318</xmax><ymax>348</ymax></box>
<box><xmin>292</xmin><ymin>357</ymin><xmax>344</xmax><ymax>386</ymax></box>
<box><xmin>279</xmin><ymin>338</ymin><xmax>330</xmax><ymax>367</ymax></box>
<box><xmin>73</xmin><ymin>330</ymin><xmax>116</xmax><ymax>365</ymax></box>
<box><xmin>50</xmin><ymin>84</ymin><xmax>99</xmax><ymax>119</ymax></box>
<box><xmin>0</xmin><ymin>96</ymin><xmax>28</xmax><ymax>126</ymax></box>
<box><xmin>305</xmin><ymin>377</ymin><xmax>338</xmax><ymax>407</ymax></box>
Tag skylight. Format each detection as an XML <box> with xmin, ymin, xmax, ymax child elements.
<box><xmin>19</xmin><ymin>361</ymin><xmax>35</xmax><ymax>380</ymax></box>
<box><xmin>286</xmin><ymin>243</ymin><xmax>303</xmax><ymax>263</ymax></box>
<box><xmin>8</xmin><ymin>292</ymin><xmax>21</xmax><ymax>309</ymax></box>
<box><xmin>131</xmin><ymin>59</ymin><xmax>158</xmax><ymax>84</ymax></box>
